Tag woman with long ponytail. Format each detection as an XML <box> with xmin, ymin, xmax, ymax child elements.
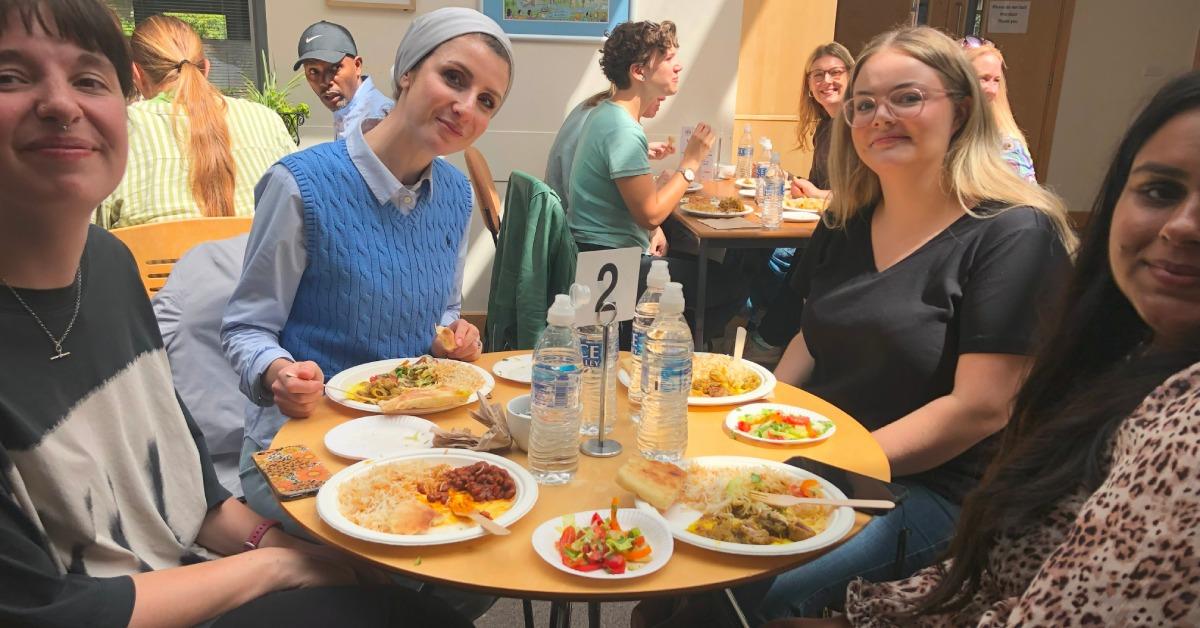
<box><xmin>99</xmin><ymin>15</ymin><xmax>294</xmax><ymax>228</ymax></box>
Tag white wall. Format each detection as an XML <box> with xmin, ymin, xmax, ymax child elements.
<box><xmin>1044</xmin><ymin>0</ymin><xmax>1200</xmax><ymax>213</ymax></box>
<box><xmin>263</xmin><ymin>0</ymin><xmax>744</xmax><ymax>312</ymax></box>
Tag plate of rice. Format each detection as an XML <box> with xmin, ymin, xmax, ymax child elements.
<box><xmin>618</xmin><ymin>352</ymin><xmax>775</xmax><ymax>406</ymax></box>
<box><xmin>317</xmin><ymin>450</ymin><xmax>538</xmax><ymax>546</ymax></box>
<box><xmin>633</xmin><ymin>456</ymin><xmax>855</xmax><ymax>556</ymax></box>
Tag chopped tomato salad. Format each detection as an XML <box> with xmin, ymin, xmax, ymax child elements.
<box><xmin>555</xmin><ymin>499</ymin><xmax>652</xmax><ymax>575</ymax></box>
<box><xmin>735</xmin><ymin>408</ymin><xmax>833</xmax><ymax>441</ymax></box>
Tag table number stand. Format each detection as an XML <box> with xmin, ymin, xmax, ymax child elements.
<box><xmin>580</xmin><ymin>301</ymin><xmax>622</xmax><ymax>458</ymax></box>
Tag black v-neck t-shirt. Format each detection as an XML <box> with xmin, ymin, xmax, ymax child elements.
<box><xmin>793</xmin><ymin>205</ymin><xmax>1070</xmax><ymax>503</ymax></box>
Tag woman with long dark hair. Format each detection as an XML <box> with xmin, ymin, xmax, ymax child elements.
<box><xmin>770</xmin><ymin>70</ymin><xmax>1200</xmax><ymax>628</ymax></box>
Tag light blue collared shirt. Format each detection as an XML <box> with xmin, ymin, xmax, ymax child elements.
<box><xmin>333</xmin><ymin>75</ymin><xmax>393</xmax><ymax>140</ymax></box>
<box><xmin>221</xmin><ymin>123</ymin><xmax>469</xmax><ymax>446</ymax></box>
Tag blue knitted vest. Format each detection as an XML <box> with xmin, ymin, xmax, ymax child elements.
<box><xmin>278</xmin><ymin>141</ymin><xmax>472</xmax><ymax>376</ymax></box>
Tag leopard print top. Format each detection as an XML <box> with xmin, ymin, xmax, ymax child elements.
<box><xmin>845</xmin><ymin>360</ymin><xmax>1200</xmax><ymax>627</ymax></box>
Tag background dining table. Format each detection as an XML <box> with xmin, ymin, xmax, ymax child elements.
<box><xmin>671</xmin><ymin>179</ymin><xmax>819</xmax><ymax>347</ymax></box>
<box><xmin>271</xmin><ymin>351</ymin><xmax>889</xmax><ymax>622</ymax></box>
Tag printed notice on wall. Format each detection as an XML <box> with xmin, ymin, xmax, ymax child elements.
<box><xmin>987</xmin><ymin>0</ymin><xmax>1030</xmax><ymax>34</ymax></box>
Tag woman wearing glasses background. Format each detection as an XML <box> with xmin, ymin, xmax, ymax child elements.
<box><xmin>962</xmin><ymin>36</ymin><xmax>1037</xmax><ymax>183</ymax></box>
<box><xmin>746</xmin><ymin>26</ymin><xmax>1076</xmax><ymax>620</ymax></box>
<box><xmin>790</xmin><ymin>42</ymin><xmax>854</xmax><ymax>200</ymax></box>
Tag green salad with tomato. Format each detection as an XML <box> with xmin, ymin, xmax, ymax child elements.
<box><xmin>555</xmin><ymin>500</ymin><xmax>652</xmax><ymax>575</ymax></box>
<box><xmin>735</xmin><ymin>407</ymin><xmax>833</xmax><ymax>441</ymax></box>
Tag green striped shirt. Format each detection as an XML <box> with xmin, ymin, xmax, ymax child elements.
<box><xmin>98</xmin><ymin>93</ymin><xmax>296</xmax><ymax>229</ymax></box>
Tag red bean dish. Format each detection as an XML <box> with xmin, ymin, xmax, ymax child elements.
<box><xmin>418</xmin><ymin>461</ymin><xmax>517</xmax><ymax>504</ymax></box>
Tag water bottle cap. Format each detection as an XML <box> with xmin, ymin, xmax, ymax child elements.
<box><xmin>547</xmin><ymin>294</ymin><xmax>576</xmax><ymax>326</ymax></box>
<box><xmin>646</xmin><ymin>259</ymin><xmax>670</xmax><ymax>288</ymax></box>
<box><xmin>743</xmin><ymin>123</ymin><xmax>751</xmax><ymax>132</ymax></box>
<box><xmin>771</xmin><ymin>151</ymin><xmax>781</xmax><ymax>162</ymax></box>
<box><xmin>760</xmin><ymin>137</ymin><xmax>773</xmax><ymax>151</ymax></box>
<box><xmin>660</xmin><ymin>282</ymin><xmax>685</xmax><ymax>314</ymax></box>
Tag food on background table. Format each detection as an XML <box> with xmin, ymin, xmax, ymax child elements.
<box><xmin>338</xmin><ymin>460</ymin><xmax>516</xmax><ymax>535</ymax></box>
<box><xmin>555</xmin><ymin>499</ymin><xmax>653</xmax><ymax>575</ymax></box>
<box><xmin>782</xmin><ymin>195</ymin><xmax>825</xmax><ymax>211</ymax></box>
<box><xmin>681</xmin><ymin>466</ymin><xmax>831</xmax><ymax>545</ymax></box>
<box><xmin>347</xmin><ymin>356</ymin><xmax>484</xmax><ymax>411</ymax></box>
<box><xmin>616</xmin><ymin>457</ymin><xmax>685</xmax><ymax>510</ymax></box>
<box><xmin>434</xmin><ymin>325</ymin><xmax>457</xmax><ymax>352</ymax></box>
<box><xmin>734</xmin><ymin>408</ymin><xmax>834</xmax><ymax>442</ymax></box>
<box><xmin>734</xmin><ymin>177</ymin><xmax>756</xmax><ymax>188</ymax></box>
<box><xmin>682</xmin><ymin>195</ymin><xmax>745</xmax><ymax>214</ymax></box>
<box><xmin>691</xmin><ymin>353</ymin><xmax>762</xmax><ymax>397</ymax></box>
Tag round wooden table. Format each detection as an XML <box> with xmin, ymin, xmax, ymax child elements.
<box><xmin>273</xmin><ymin>351</ymin><xmax>890</xmax><ymax>601</ymax></box>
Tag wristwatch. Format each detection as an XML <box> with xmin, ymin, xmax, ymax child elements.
<box><xmin>678</xmin><ymin>167</ymin><xmax>696</xmax><ymax>183</ymax></box>
<box><xmin>243</xmin><ymin>519</ymin><xmax>282</xmax><ymax>550</ymax></box>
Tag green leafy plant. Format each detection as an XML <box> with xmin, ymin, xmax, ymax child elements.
<box><xmin>243</xmin><ymin>51</ymin><xmax>310</xmax><ymax>144</ymax></box>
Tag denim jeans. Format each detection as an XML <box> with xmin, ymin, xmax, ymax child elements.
<box><xmin>735</xmin><ymin>479</ymin><xmax>960</xmax><ymax>622</ymax></box>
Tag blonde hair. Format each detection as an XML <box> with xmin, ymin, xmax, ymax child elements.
<box><xmin>131</xmin><ymin>15</ymin><xmax>235</xmax><ymax>218</ymax></box>
<box><xmin>826</xmin><ymin>26</ymin><xmax>1076</xmax><ymax>251</ymax></box>
<box><xmin>965</xmin><ymin>43</ymin><xmax>1030</xmax><ymax>155</ymax></box>
<box><xmin>796</xmin><ymin>42</ymin><xmax>854</xmax><ymax>150</ymax></box>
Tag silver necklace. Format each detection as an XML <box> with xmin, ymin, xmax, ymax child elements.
<box><xmin>2</xmin><ymin>264</ymin><xmax>83</xmax><ymax>361</ymax></box>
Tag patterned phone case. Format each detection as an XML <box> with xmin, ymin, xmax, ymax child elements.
<box><xmin>251</xmin><ymin>445</ymin><xmax>332</xmax><ymax>500</ymax></box>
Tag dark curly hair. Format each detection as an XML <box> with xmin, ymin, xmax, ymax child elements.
<box><xmin>599</xmin><ymin>20</ymin><xmax>678</xmax><ymax>90</ymax></box>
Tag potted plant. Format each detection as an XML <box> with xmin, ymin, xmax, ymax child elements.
<box><xmin>243</xmin><ymin>51</ymin><xmax>310</xmax><ymax>145</ymax></box>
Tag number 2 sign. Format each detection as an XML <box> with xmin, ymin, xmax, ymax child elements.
<box><xmin>573</xmin><ymin>247</ymin><xmax>641</xmax><ymax>326</ymax></box>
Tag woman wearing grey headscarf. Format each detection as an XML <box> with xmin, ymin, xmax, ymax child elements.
<box><xmin>221</xmin><ymin>7</ymin><xmax>514</xmax><ymax>552</ymax></box>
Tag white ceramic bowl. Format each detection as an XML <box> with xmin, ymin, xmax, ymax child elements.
<box><xmin>506</xmin><ymin>394</ymin><xmax>532</xmax><ymax>451</ymax></box>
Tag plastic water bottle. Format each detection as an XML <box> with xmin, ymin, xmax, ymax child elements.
<box><xmin>734</xmin><ymin>125</ymin><xmax>754</xmax><ymax>179</ymax></box>
<box><xmin>636</xmin><ymin>282</ymin><xmax>693</xmax><ymax>462</ymax></box>
<box><xmin>762</xmin><ymin>151</ymin><xmax>784</xmax><ymax>230</ymax></box>
<box><xmin>628</xmin><ymin>260</ymin><xmax>671</xmax><ymax>423</ymax></box>
<box><xmin>578</xmin><ymin>321</ymin><xmax>618</xmax><ymax>436</ymax></box>
<box><xmin>754</xmin><ymin>137</ymin><xmax>773</xmax><ymax>206</ymax></box>
<box><xmin>528</xmin><ymin>294</ymin><xmax>583</xmax><ymax>484</ymax></box>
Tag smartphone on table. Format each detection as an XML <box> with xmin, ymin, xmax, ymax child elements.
<box><xmin>784</xmin><ymin>456</ymin><xmax>907</xmax><ymax>516</ymax></box>
<box><xmin>252</xmin><ymin>445</ymin><xmax>332</xmax><ymax>500</ymax></box>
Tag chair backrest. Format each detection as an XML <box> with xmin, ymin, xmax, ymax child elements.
<box><xmin>110</xmin><ymin>217</ymin><xmax>254</xmax><ymax>297</ymax></box>
<box><xmin>464</xmin><ymin>146</ymin><xmax>502</xmax><ymax>244</ymax></box>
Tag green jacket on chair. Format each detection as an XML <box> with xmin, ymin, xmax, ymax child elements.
<box><xmin>484</xmin><ymin>171</ymin><xmax>578</xmax><ymax>351</ymax></box>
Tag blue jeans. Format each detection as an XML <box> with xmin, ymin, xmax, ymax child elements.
<box><xmin>736</xmin><ymin>479</ymin><xmax>960</xmax><ymax>622</ymax></box>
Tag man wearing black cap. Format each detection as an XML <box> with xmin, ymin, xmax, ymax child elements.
<box><xmin>295</xmin><ymin>21</ymin><xmax>393</xmax><ymax>139</ymax></box>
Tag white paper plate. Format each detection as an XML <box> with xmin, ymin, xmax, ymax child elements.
<box><xmin>681</xmin><ymin>203</ymin><xmax>753</xmax><ymax>218</ymax></box>
<box><xmin>492</xmin><ymin>353</ymin><xmax>533</xmax><ymax>384</ymax></box>
<box><xmin>317</xmin><ymin>450</ymin><xmax>538</xmax><ymax>546</ymax></box>
<box><xmin>738</xmin><ymin>188</ymin><xmax>756</xmax><ymax>198</ymax></box>
<box><xmin>782</xmin><ymin>210</ymin><xmax>821</xmax><ymax>222</ymax></box>
<box><xmin>323</xmin><ymin>415</ymin><xmax>436</xmax><ymax>460</ymax></box>
<box><xmin>634</xmin><ymin>456</ymin><xmax>855</xmax><ymax>556</ymax></box>
<box><xmin>531</xmin><ymin>508</ymin><xmax>674</xmax><ymax>580</ymax></box>
<box><xmin>725</xmin><ymin>403</ymin><xmax>836</xmax><ymax>445</ymax></box>
<box><xmin>325</xmin><ymin>358</ymin><xmax>495</xmax><ymax>414</ymax></box>
<box><xmin>734</xmin><ymin>178</ymin><xmax>756</xmax><ymax>189</ymax></box>
<box><xmin>686</xmin><ymin>182</ymin><xmax>704</xmax><ymax>193</ymax></box>
<box><xmin>618</xmin><ymin>353</ymin><xmax>776</xmax><ymax>406</ymax></box>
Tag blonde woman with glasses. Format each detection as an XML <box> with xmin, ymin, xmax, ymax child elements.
<box><xmin>741</xmin><ymin>26</ymin><xmax>1076</xmax><ymax>621</ymax></box>
<box><xmin>961</xmin><ymin>36</ymin><xmax>1037</xmax><ymax>183</ymax></box>
<box><xmin>791</xmin><ymin>42</ymin><xmax>853</xmax><ymax>200</ymax></box>
<box><xmin>97</xmin><ymin>15</ymin><xmax>295</xmax><ymax>229</ymax></box>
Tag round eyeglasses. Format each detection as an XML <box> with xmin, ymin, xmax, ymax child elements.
<box><xmin>842</xmin><ymin>86</ymin><xmax>958</xmax><ymax>128</ymax></box>
<box><xmin>808</xmin><ymin>67</ymin><xmax>847</xmax><ymax>83</ymax></box>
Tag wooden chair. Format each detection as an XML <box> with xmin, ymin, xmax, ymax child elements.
<box><xmin>464</xmin><ymin>146</ymin><xmax>503</xmax><ymax>244</ymax></box>
<box><xmin>110</xmin><ymin>217</ymin><xmax>254</xmax><ymax>297</ymax></box>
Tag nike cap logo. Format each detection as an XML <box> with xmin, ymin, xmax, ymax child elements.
<box><xmin>305</xmin><ymin>34</ymin><xmax>322</xmax><ymax>43</ymax></box>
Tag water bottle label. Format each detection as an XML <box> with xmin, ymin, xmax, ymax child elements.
<box><xmin>579</xmin><ymin>340</ymin><xmax>602</xmax><ymax>368</ymax></box>
<box><xmin>532</xmin><ymin>365</ymin><xmax>578</xmax><ymax>407</ymax></box>
<box><xmin>754</xmin><ymin>163</ymin><xmax>769</xmax><ymax>178</ymax></box>
<box><xmin>737</xmin><ymin>147</ymin><xmax>751</xmax><ymax>157</ymax></box>
<box><xmin>631</xmin><ymin>330</ymin><xmax>646</xmax><ymax>358</ymax></box>
<box><xmin>648</xmin><ymin>361</ymin><xmax>692</xmax><ymax>394</ymax></box>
